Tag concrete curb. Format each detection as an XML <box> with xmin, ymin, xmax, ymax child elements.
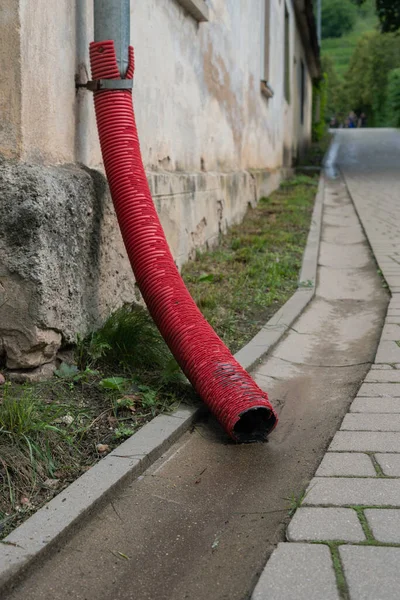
<box><xmin>0</xmin><ymin>174</ymin><xmax>324</xmax><ymax>594</ymax></box>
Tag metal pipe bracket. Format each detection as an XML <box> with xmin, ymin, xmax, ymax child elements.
<box><xmin>77</xmin><ymin>79</ymin><xmax>133</xmax><ymax>92</ymax></box>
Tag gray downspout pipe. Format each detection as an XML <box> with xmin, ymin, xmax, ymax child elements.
<box><xmin>94</xmin><ymin>0</ymin><xmax>130</xmax><ymax>77</ymax></box>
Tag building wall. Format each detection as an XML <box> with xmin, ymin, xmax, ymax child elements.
<box><xmin>0</xmin><ymin>1</ymin><xmax>22</xmax><ymax>158</ymax></box>
<box><xmin>292</xmin><ymin>23</ymin><xmax>314</xmax><ymax>161</ymax></box>
<box><xmin>0</xmin><ymin>0</ymin><xmax>316</xmax><ymax>370</ymax></box>
<box><xmin>1</xmin><ymin>0</ymin><xmax>313</xmax><ymax>170</ymax></box>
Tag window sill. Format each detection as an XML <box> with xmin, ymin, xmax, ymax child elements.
<box><xmin>175</xmin><ymin>0</ymin><xmax>209</xmax><ymax>22</ymax></box>
<box><xmin>260</xmin><ymin>80</ymin><xmax>274</xmax><ymax>99</ymax></box>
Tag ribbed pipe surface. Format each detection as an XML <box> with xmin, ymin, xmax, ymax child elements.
<box><xmin>90</xmin><ymin>41</ymin><xmax>278</xmax><ymax>442</ymax></box>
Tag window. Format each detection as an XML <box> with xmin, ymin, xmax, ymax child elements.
<box><xmin>284</xmin><ymin>3</ymin><xmax>290</xmax><ymax>103</ymax></box>
<box><xmin>260</xmin><ymin>0</ymin><xmax>273</xmax><ymax>98</ymax></box>
<box><xmin>300</xmin><ymin>59</ymin><xmax>305</xmax><ymax>125</ymax></box>
<box><xmin>175</xmin><ymin>0</ymin><xmax>209</xmax><ymax>22</ymax></box>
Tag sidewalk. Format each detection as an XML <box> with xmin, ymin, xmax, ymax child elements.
<box><xmin>252</xmin><ymin>129</ymin><xmax>400</xmax><ymax>600</ymax></box>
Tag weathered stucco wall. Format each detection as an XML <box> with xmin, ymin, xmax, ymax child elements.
<box><xmin>14</xmin><ymin>0</ymin><xmax>311</xmax><ymax>171</ymax></box>
<box><xmin>292</xmin><ymin>23</ymin><xmax>313</xmax><ymax>160</ymax></box>
<box><xmin>0</xmin><ymin>1</ymin><xmax>22</xmax><ymax>158</ymax></box>
<box><xmin>2</xmin><ymin>0</ymin><xmax>314</xmax><ymax>169</ymax></box>
<box><xmin>0</xmin><ymin>0</ymin><xmax>316</xmax><ymax>371</ymax></box>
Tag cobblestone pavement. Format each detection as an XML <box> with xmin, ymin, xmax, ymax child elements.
<box><xmin>252</xmin><ymin>129</ymin><xmax>400</xmax><ymax>600</ymax></box>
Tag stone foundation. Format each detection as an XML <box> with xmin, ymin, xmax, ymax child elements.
<box><xmin>0</xmin><ymin>156</ymin><xmax>283</xmax><ymax>370</ymax></box>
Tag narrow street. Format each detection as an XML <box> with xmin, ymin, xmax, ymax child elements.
<box><xmin>4</xmin><ymin>129</ymin><xmax>396</xmax><ymax>600</ymax></box>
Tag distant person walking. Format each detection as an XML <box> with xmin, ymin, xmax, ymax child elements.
<box><xmin>348</xmin><ymin>111</ymin><xmax>357</xmax><ymax>128</ymax></box>
<box><xmin>358</xmin><ymin>112</ymin><xmax>367</xmax><ymax>128</ymax></box>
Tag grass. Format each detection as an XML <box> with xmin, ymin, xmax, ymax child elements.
<box><xmin>0</xmin><ymin>383</ymin><xmax>81</xmax><ymax>536</ymax></box>
<box><xmin>322</xmin><ymin>0</ymin><xmax>378</xmax><ymax>78</ymax></box>
<box><xmin>286</xmin><ymin>487</ymin><xmax>310</xmax><ymax>517</ymax></box>
<box><xmin>329</xmin><ymin>543</ymin><xmax>349</xmax><ymax>600</ymax></box>
<box><xmin>0</xmin><ymin>305</ymin><xmax>192</xmax><ymax>539</ymax></box>
<box><xmin>182</xmin><ymin>174</ymin><xmax>318</xmax><ymax>353</ymax></box>
<box><xmin>76</xmin><ymin>304</ymin><xmax>186</xmax><ymax>389</ymax></box>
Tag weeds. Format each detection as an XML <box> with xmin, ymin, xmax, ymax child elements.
<box><xmin>286</xmin><ymin>487</ymin><xmax>310</xmax><ymax>517</ymax></box>
<box><xmin>0</xmin><ymin>383</ymin><xmax>80</xmax><ymax>535</ymax></box>
<box><xmin>76</xmin><ymin>304</ymin><xmax>186</xmax><ymax>390</ymax></box>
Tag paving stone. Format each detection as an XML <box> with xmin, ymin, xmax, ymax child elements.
<box><xmin>371</xmin><ymin>364</ymin><xmax>393</xmax><ymax>370</ymax></box>
<box><xmin>365</xmin><ymin>370</ymin><xmax>400</xmax><ymax>382</ymax></box>
<box><xmin>329</xmin><ymin>431</ymin><xmax>400</xmax><ymax>452</ymax></box>
<box><xmin>316</xmin><ymin>452</ymin><xmax>376</xmax><ymax>476</ymax></box>
<box><xmin>381</xmin><ymin>324</ymin><xmax>400</xmax><ymax>341</ymax></box>
<box><xmin>340</xmin><ymin>546</ymin><xmax>400</xmax><ymax>600</ymax></box>
<box><xmin>365</xmin><ymin>509</ymin><xmax>400</xmax><ymax>543</ymax></box>
<box><xmin>350</xmin><ymin>398</ymin><xmax>400</xmax><ymax>413</ymax></box>
<box><xmin>287</xmin><ymin>508</ymin><xmax>365</xmax><ymax>542</ymax></box>
<box><xmin>304</xmin><ymin>477</ymin><xmax>400</xmax><ymax>506</ymax></box>
<box><xmin>386</xmin><ymin>318</ymin><xmax>400</xmax><ymax>325</ymax></box>
<box><xmin>358</xmin><ymin>382</ymin><xmax>400</xmax><ymax>397</ymax></box>
<box><xmin>341</xmin><ymin>413</ymin><xmax>400</xmax><ymax>431</ymax></box>
<box><xmin>375</xmin><ymin>342</ymin><xmax>400</xmax><ymax>363</ymax></box>
<box><xmin>389</xmin><ymin>297</ymin><xmax>400</xmax><ymax>310</ymax></box>
<box><xmin>251</xmin><ymin>543</ymin><xmax>339</xmax><ymax>600</ymax></box>
<box><xmin>375</xmin><ymin>453</ymin><xmax>400</xmax><ymax>476</ymax></box>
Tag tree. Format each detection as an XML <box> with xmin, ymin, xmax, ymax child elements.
<box><xmin>351</xmin><ymin>0</ymin><xmax>400</xmax><ymax>32</ymax></box>
<box><xmin>376</xmin><ymin>0</ymin><xmax>400</xmax><ymax>33</ymax></box>
<box><xmin>343</xmin><ymin>31</ymin><xmax>400</xmax><ymax>124</ymax></box>
<box><xmin>321</xmin><ymin>0</ymin><xmax>357</xmax><ymax>39</ymax></box>
<box><xmin>385</xmin><ymin>68</ymin><xmax>400</xmax><ymax>125</ymax></box>
<box><xmin>321</xmin><ymin>55</ymin><xmax>343</xmax><ymax>117</ymax></box>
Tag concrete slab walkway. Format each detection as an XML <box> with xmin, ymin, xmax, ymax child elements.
<box><xmin>252</xmin><ymin>129</ymin><xmax>400</xmax><ymax>600</ymax></box>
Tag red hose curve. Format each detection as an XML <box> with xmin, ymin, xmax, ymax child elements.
<box><xmin>89</xmin><ymin>41</ymin><xmax>278</xmax><ymax>442</ymax></box>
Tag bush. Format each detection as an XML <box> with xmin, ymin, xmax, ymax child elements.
<box><xmin>385</xmin><ymin>67</ymin><xmax>400</xmax><ymax>126</ymax></box>
<box><xmin>312</xmin><ymin>74</ymin><xmax>328</xmax><ymax>141</ymax></box>
<box><xmin>343</xmin><ymin>31</ymin><xmax>400</xmax><ymax>125</ymax></box>
<box><xmin>322</xmin><ymin>0</ymin><xmax>357</xmax><ymax>39</ymax></box>
<box><xmin>321</xmin><ymin>55</ymin><xmax>345</xmax><ymax>119</ymax></box>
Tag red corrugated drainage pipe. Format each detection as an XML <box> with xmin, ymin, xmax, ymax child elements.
<box><xmin>89</xmin><ymin>41</ymin><xmax>278</xmax><ymax>442</ymax></box>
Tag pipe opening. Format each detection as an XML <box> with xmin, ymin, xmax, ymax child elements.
<box><xmin>233</xmin><ymin>407</ymin><xmax>277</xmax><ymax>443</ymax></box>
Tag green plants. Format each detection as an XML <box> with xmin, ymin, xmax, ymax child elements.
<box><xmin>113</xmin><ymin>425</ymin><xmax>136</xmax><ymax>440</ymax></box>
<box><xmin>356</xmin><ymin>0</ymin><xmax>400</xmax><ymax>32</ymax></box>
<box><xmin>0</xmin><ymin>383</ymin><xmax>80</xmax><ymax>529</ymax></box>
<box><xmin>329</xmin><ymin>543</ymin><xmax>349</xmax><ymax>599</ymax></box>
<box><xmin>76</xmin><ymin>304</ymin><xmax>186</xmax><ymax>389</ymax></box>
<box><xmin>285</xmin><ymin>487</ymin><xmax>309</xmax><ymax>517</ymax></box>
<box><xmin>99</xmin><ymin>377</ymin><xmax>130</xmax><ymax>392</ymax></box>
<box><xmin>385</xmin><ymin>67</ymin><xmax>400</xmax><ymax>126</ymax></box>
<box><xmin>342</xmin><ymin>30</ymin><xmax>400</xmax><ymax>125</ymax></box>
<box><xmin>322</xmin><ymin>0</ymin><xmax>357</xmax><ymax>39</ymax></box>
<box><xmin>312</xmin><ymin>74</ymin><xmax>328</xmax><ymax>142</ymax></box>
